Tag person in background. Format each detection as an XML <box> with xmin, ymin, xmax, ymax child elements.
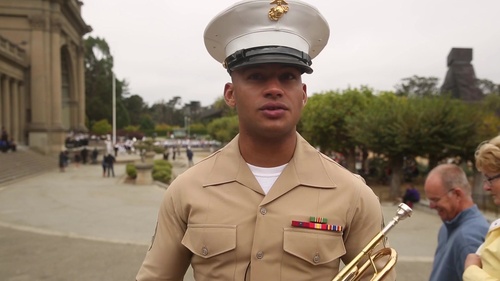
<box><xmin>81</xmin><ymin>146</ymin><xmax>88</xmax><ymax>164</ymax></box>
<box><xmin>424</xmin><ymin>163</ymin><xmax>489</xmax><ymax>281</ymax></box>
<box><xmin>59</xmin><ymin>150</ymin><xmax>68</xmax><ymax>172</ymax></box>
<box><xmin>1</xmin><ymin>126</ymin><xmax>9</xmax><ymax>153</ymax></box>
<box><xmin>91</xmin><ymin>147</ymin><xmax>98</xmax><ymax>164</ymax></box>
<box><xmin>105</xmin><ymin>153</ymin><xmax>116</xmax><ymax>177</ymax></box>
<box><xmin>74</xmin><ymin>151</ymin><xmax>81</xmax><ymax>168</ymax></box>
<box><xmin>136</xmin><ymin>1</ymin><xmax>395</xmax><ymax>280</ymax></box>
<box><xmin>463</xmin><ymin>135</ymin><xmax>500</xmax><ymax>280</ymax></box>
<box><xmin>101</xmin><ymin>155</ymin><xmax>108</xmax><ymax>177</ymax></box>
<box><xmin>402</xmin><ymin>183</ymin><xmax>420</xmax><ymax>208</ymax></box>
<box><xmin>1</xmin><ymin>126</ymin><xmax>8</xmax><ymax>143</ymax></box>
<box><xmin>186</xmin><ymin>146</ymin><xmax>194</xmax><ymax>167</ymax></box>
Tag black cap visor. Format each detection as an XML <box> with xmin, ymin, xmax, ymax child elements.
<box><xmin>224</xmin><ymin>46</ymin><xmax>313</xmax><ymax>74</ymax></box>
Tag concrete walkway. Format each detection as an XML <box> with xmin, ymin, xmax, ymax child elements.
<box><xmin>0</xmin><ymin>149</ymin><xmax>488</xmax><ymax>281</ymax></box>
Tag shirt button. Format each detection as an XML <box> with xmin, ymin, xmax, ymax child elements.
<box><xmin>256</xmin><ymin>251</ymin><xmax>264</xmax><ymax>259</ymax></box>
<box><xmin>202</xmin><ymin>246</ymin><xmax>208</xmax><ymax>256</ymax></box>
<box><xmin>313</xmin><ymin>253</ymin><xmax>320</xmax><ymax>263</ymax></box>
<box><xmin>260</xmin><ymin>207</ymin><xmax>267</xmax><ymax>215</ymax></box>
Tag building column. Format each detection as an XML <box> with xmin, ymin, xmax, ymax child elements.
<box><xmin>18</xmin><ymin>83</ymin><xmax>26</xmax><ymax>144</ymax></box>
<box><xmin>77</xmin><ymin>45</ymin><xmax>86</xmax><ymax>131</ymax></box>
<box><xmin>11</xmin><ymin>79</ymin><xmax>20</xmax><ymax>142</ymax></box>
<box><xmin>2</xmin><ymin>75</ymin><xmax>11</xmax><ymax>135</ymax></box>
<box><xmin>50</xmin><ymin>16</ymin><xmax>63</xmax><ymax>130</ymax></box>
<box><xmin>29</xmin><ymin>14</ymin><xmax>48</xmax><ymax>131</ymax></box>
<box><xmin>0</xmin><ymin>74</ymin><xmax>3</xmax><ymax>127</ymax></box>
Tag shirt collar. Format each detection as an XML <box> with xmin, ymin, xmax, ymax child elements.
<box><xmin>202</xmin><ymin>133</ymin><xmax>338</xmax><ymax>193</ymax></box>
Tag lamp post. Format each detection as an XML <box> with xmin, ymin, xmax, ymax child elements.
<box><xmin>112</xmin><ymin>72</ymin><xmax>116</xmax><ymax>146</ymax></box>
<box><xmin>184</xmin><ymin>116</ymin><xmax>191</xmax><ymax>140</ymax></box>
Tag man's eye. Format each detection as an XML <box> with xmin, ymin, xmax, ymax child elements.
<box><xmin>248</xmin><ymin>73</ymin><xmax>264</xmax><ymax>80</ymax></box>
<box><xmin>281</xmin><ymin>73</ymin><xmax>297</xmax><ymax>80</ymax></box>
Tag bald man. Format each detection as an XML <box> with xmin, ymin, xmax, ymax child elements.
<box><xmin>424</xmin><ymin>163</ymin><xmax>489</xmax><ymax>281</ymax></box>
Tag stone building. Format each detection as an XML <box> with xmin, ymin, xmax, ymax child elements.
<box><xmin>0</xmin><ymin>0</ymin><xmax>91</xmax><ymax>154</ymax></box>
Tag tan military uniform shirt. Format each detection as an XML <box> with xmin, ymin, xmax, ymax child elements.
<box><xmin>136</xmin><ymin>133</ymin><xmax>395</xmax><ymax>281</ymax></box>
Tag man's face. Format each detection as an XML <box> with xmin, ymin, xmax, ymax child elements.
<box><xmin>224</xmin><ymin>64</ymin><xmax>307</xmax><ymax>138</ymax></box>
<box><xmin>424</xmin><ymin>174</ymin><xmax>461</xmax><ymax>222</ymax></box>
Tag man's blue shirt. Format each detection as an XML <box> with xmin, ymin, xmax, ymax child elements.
<box><xmin>429</xmin><ymin>205</ymin><xmax>489</xmax><ymax>281</ymax></box>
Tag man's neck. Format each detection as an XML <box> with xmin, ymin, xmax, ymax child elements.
<box><xmin>238</xmin><ymin>132</ymin><xmax>297</xmax><ymax>167</ymax></box>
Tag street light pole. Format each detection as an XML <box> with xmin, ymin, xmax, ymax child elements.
<box><xmin>112</xmin><ymin>72</ymin><xmax>116</xmax><ymax>146</ymax></box>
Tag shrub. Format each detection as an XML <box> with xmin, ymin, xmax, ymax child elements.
<box><xmin>153</xmin><ymin>168</ymin><xmax>172</xmax><ymax>184</ymax></box>
<box><xmin>152</xmin><ymin>159</ymin><xmax>173</xmax><ymax>183</ymax></box>
<box><xmin>152</xmin><ymin>146</ymin><xmax>165</xmax><ymax>154</ymax></box>
<box><xmin>126</xmin><ymin>163</ymin><xmax>137</xmax><ymax>179</ymax></box>
<box><xmin>126</xmin><ymin>159</ymin><xmax>172</xmax><ymax>184</ymax></box>
<box><xmin>153</xmin><ymin>159</ymin><xmax>172</xmax><ymax>169</ymax></box>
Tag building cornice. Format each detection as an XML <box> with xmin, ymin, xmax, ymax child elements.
<box><xmin>0</xmin><ymin>35</ymin><xmax>29</xmax><ymax>68</ymax></box>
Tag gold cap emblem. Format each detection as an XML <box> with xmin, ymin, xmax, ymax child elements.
<box><xmin>269</xmin><ymin>0</ymin><xmax>289</xmax><ymax>21</ymax></box>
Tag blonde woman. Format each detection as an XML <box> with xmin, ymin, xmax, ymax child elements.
<box><xmin>463</xmin><ymin>135</ymin><xmax>500</xmax><ymax>280</ymax></box>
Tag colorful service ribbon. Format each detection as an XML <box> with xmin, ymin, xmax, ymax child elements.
<box><xmin>291</xmin><ymin>220</ymin><xmax>343</xmax><ymax>232</ymax></box>
<box><xmin>309</xmin><ymin>216</ymin><xmax>328</xmax><ymax>223</ymax></box>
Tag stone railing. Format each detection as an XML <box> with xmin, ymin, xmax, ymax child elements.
<box><xmin>0</xmin><ymin>35</ymin><xmax>27</xmax><ymax>64</ymax></box>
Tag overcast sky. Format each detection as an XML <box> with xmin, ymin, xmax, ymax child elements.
<box><xmin>81</xmin><ymin>0</ymin><xmax>500</xmax><ymax>107</ymax></box>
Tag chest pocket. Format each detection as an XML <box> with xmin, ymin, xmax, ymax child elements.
<box><xmin>181</xmin><ymin>224</ymin><xmax>236</xmax><ymax>258</ymax></box>
<box><xmin>283</xmin><ymin>228</ymin><xmax>346</xmax><ymax>265</ymax></box>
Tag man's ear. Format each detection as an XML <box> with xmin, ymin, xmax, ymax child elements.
<box><xmin>224</xmin><ymin>83</ymin><xmax>236</xmax><ymax>107</ymax></box>
<box><xmin>452</xmin><ymin>187</ymin><xmax>464</xmax><ymax>198</ymax></box>
<box><xmin>302</xmin><ymin>84</ymin><xmax>308</xmax><ymax>106</ymax></box>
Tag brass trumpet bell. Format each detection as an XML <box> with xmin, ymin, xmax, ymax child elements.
<box><xmin>332</xmin><ymin>203</ymin><xmax>412</xmax><ymax>281</ymax></box>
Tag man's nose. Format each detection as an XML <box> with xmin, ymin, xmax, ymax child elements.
<box><xmin>429</xmin><ymin>201</ymin><xmax>437</xmax><ymax>209</ymax></box>
<box><xmin>263</xmin><ymin>78</ymin><xmax>284</xmax><ymax>98</ymax></box>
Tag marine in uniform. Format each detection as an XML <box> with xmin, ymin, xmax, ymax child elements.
<box><xmin>136</xmin><ymin>1</ymin><xmax>395</xmax><ymax>280</ymax></box>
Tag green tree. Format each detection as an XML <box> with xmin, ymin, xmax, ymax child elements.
<box><xmin>347</xmin><ymin>93</ymin><xmax>412</xmax><ymax>198</ymax></box>
<box><xmin>207</xmin><ymin>116</ymin><xmax>239</xmax><ymax>144</ymax></box>
<box><xmin>300</xmin><ymin>87</ymin><xmax>373</xmax><ymax>171</ymax></box>
<box><xmin>482</xmin><ymin>92</ymin><xmax>500</xmax><ymax>117</ymax></box>
<box><xmin>84</xmin><ymin>36</ymin><xmax>130</xmax><ymax>130</ymax></box>
<box><xmin>91</xmin><ymin>119</ymin><xmax>112</xmax><ymax>136</ymax></box>
<box><xmin>394</xmin><ymin>75</ymin><xmax>440</xmax><ymax>97</ymax></box>
<box><xmin>476</xmin><ymin>79</ymin><xmax>500</xmax><ymax>95</ymax></box>
<box><xmin>123</xmin><ymin>95</ymin><xmax>148</xmax><ymax>126</ymax></box>
<box><xmin>214</xmin><ymin>97</ymin><xmax>237</xmax><ymax>117</ymax></box>
<box><xmin>139</xmin><ymin>115</ymin><xmax>155</xmax><ymax>131</ymax></box>
<box><xmin>348</xmin><ymin>93</ymin><xmax>489</xmax><ymax>199</ymax></box>
<box><xmin>189</xmin><ymin>123</ymin><xmax>208</xmax><ymax>137</ymax></box>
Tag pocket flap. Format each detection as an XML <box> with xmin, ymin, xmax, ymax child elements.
<box><xmin>182</xmin><ymin>224</ymin><xmax>236</xmax><ymax>259</ymax></box>
<box><xmin>283</xmin><ymin>228</ymin><xmax>346</xmax><ymax>265</ymax></box>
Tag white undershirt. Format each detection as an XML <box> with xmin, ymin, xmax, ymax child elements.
<box><xmin>247</xmin><ymin>163</ymin><xmax>288</xmax><ymax>194</ymax></box>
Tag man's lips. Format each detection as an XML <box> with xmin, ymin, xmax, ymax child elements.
<box><xmin>259</xmin><ymin>102</ymin><xmax>288</xmax><ymax>111</ymax></box>
<box><xmin>259</xmin><ymin>103</ymin><xmax>288</xmax><ymax>118</ymax></box>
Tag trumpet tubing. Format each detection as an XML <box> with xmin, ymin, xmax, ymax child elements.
<box><xmin>332</xmin><ymin>203</ymin><xmax>412</xmax><ymax>281</ymax></box>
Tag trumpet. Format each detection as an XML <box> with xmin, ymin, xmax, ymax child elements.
<box><xmin>332</xmin><ymin>203</ymin><xmax>413</xmax><ymax>281</ymax></box>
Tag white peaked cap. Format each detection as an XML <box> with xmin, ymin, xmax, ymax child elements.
<box><xmin>204</xmin><ymin>0</ymin><xmax>330</xmax><ymax>74</ymax></box>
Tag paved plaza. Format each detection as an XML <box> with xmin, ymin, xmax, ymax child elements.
<box><xmin>0</xmin><ymin>151</ymin><xmax>482</xmax><ymax>281</ymax></box>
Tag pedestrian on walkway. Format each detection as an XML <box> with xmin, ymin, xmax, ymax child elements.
<box><xmin>59</xmin><ymin>150</ymin><xmax>68</xmax><ymax>172</ymax></box>
<box><xmin>463</xmin><ymin>136</ymin><xmax>500</xmax><ymax>280</ymax></box>
<box><xmin>186</xmin><ymin>146</ymin><xmax>194</xmax><ymax>167</ymax></box>
<box><xmin>424</xmin><ymin>163</ymin><xmax>489</xmax><ymax>281</ymax></box>
<box><xmin>136</xmin><ymin>1</ymin><xmax>395</xmax><ymax>280</ymax></box>
<box><xmin>91</xmin><ymin>147</ymin><xmax>98</xmax><ymax>164</ymax></box>
<box><xmin>101</xmin><ymin>156</ymin><xmax>108</xmax><ymax>177</ymax></box>
<box><xmin>105</xmin><ymin>153</ymin><xmax>116</xmax><ymax>177</ymax></box>
<box><xmin>74</xmin><ymin>151</ymin><xmax>81</xmax><ymax>168</ymax></box>
<box><xmin>81</xmin><ymin>146</ymin><xmax>89</xmax><ymax>164</ymax></box>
